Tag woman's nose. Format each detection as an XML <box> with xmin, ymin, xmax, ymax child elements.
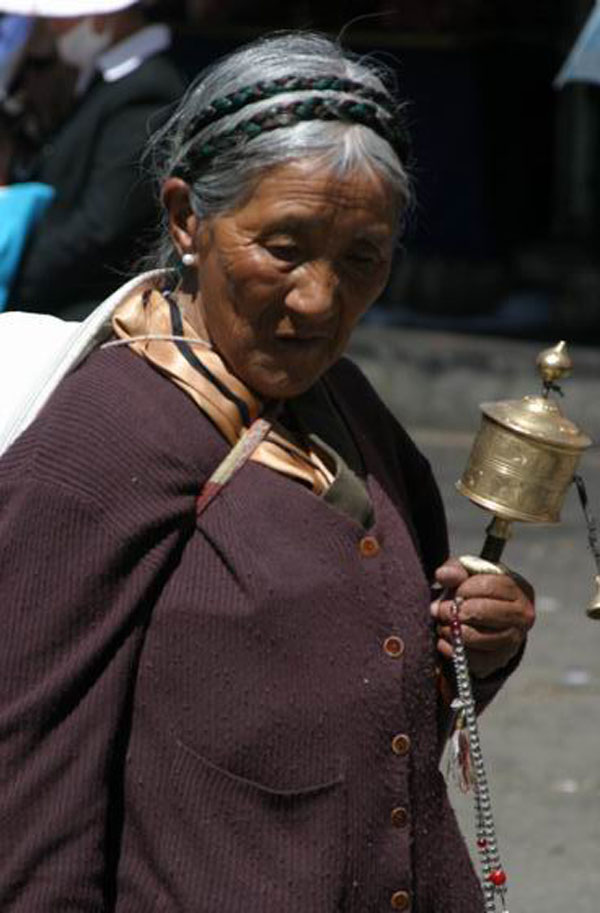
<box><xmin>285</xmin><ymin>261</ymin><xmax>339</xmax><ymax>317</ymax></box>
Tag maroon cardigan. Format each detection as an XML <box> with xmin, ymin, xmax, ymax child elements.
<box><xmin>0</xmin><ymin>347</ymin><xmax>508</xmax><ymax>911</ymax></box>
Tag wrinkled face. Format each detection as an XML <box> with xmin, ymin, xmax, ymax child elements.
<box><xmin>188</xmin><ymin>160</ymin><xmax>397</xmax><ymax>399</ymax></box>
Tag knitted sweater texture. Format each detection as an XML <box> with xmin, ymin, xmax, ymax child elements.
<box><xmin>0</xmin><ymin>347</ymin><xmax>506</xmax><ymax>911</ymax></box>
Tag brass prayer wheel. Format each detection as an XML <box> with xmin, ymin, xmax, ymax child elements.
<box><xmin>457</xmin><ymin>342</ymin><xmax>600</xmax><ymax>618</ymax></box>
<box><xmin>457</xmin><ymin>342</ymin><xmax>592</xmax><ymax>525</ymax></box>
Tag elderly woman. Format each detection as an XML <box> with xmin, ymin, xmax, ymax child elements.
<box><xmin>0</xmin><ymin>32</ymin><xmax>533</xmax><ymax>913</ymax></box>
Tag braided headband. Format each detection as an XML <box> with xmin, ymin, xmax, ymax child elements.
<box><xmin>180</xmin><ymin>74</ymin><xmax>398</xmax><ymax>143</ymax></box>
<box><xmin>174</xmin><ymin>95</ymin><xmax>411</xmax><ymax>178</ymax></box>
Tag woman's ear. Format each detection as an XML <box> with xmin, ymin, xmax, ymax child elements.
<box><xmin>162</xmin><ymin>177</ymin><xmax>200</xmax><ymax>259</ymax></box>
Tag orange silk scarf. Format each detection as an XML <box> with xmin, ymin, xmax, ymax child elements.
<box><xmin>111</xmin><ymin>285</ymin><xmax>335</xmax><ymax>494</ymax></box>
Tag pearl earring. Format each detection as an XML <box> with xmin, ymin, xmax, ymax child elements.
<box><xmin>181</xmin><ymin>252</ymin><xmax>197</xmax><ymax>267</ymax></box>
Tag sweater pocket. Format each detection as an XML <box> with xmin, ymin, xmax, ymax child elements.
<box><xmin>156</xmin><ymin>738</ymin><xmax>347</xmax><ymax>913</ymax></box>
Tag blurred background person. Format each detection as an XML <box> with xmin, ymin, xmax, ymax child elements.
<box><xmin>0</xmin><ymin>0</ymin><xmax>184</xmax><ymax>318</ymax></box>
<box><xmin>0</xmin><ymin>15</ymin><xmax>61</xmax><ymax>310</ymax></box>
<box><xmin>1</xmin><ymin>15</ymin><xmax>77</xmax><ymax>182</ymax></box>
<box><xmin>0</xmin><ymin>11</ymin><xmax>31</xmax><ymax>100</ymax></box>
<box><xmin>0</xmin><ymin>12</ymin><xmax>36</xmax><ymax>184</ymax></box>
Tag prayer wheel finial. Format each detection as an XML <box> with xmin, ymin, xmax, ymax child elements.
<box><xmin>536</xmin><ymin>340</ymin><xmax>573</xmax><ymax>387</ymax></box>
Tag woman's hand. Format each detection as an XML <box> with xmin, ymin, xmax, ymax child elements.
<box><xmin>430</xmin><ymin>558</ymin><xmax>536</xmax><ymax>679</ymax></box>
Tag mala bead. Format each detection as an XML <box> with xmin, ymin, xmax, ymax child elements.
<box><xmin>488</xmin><ymin>868</ymin><xmax>507</xmax><ymax>887</ymax></box>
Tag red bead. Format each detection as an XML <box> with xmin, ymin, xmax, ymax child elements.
<box><xmin>477</xmin><ymin>838</ymin><xmax>488</xmax><ymax>849</ymax></box>
<box><xmin>488</xmin><ymin>869</ymin><xmax>507</xmax><ymax>886</ymax></box>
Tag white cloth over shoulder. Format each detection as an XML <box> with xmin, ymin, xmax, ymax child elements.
<box><xmin>0</xmin><ymin>271</ymin><xmax>164</xmax><ymax>457</ymax></box>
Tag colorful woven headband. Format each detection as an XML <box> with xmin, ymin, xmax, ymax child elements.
<box><xmin>180</xmin><ymin>74</ymin><xmax>398</xmax><ymax>143</ymax></box>
<box><xmin>174</xmin><ymin>93</ymin><xmax>411</xmax><ymax>178</ymax></box>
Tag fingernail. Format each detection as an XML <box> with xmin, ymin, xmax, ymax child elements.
<box><xmin>430</xmin><ymin>600</ymin><xmax>440</xmax><ymax>618</ymax></box>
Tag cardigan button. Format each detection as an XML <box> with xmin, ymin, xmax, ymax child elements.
<box><xmin>383</xmin><ymin>635</ymin><xmax>405</xmax><ymax>658</ymax></box>
<box><xmin>391</xmin><ymin>733</ymin><xmax>411</xmax><ymax>756</ymax></box>
<box><xmin>391</xmin><ymin>890</ymin><xmax>411</xmax><ymax>910</ymax></box>
<box><xmin>359</xmin><ymin>535</ymin><xmax>380</xmax><ymax>557</ymax></box>
<box><xmin>390</xmin><ymin>806</ymin><xmax>408</xmax><ymax>828</ymax></box>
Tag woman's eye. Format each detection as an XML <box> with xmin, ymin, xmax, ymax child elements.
<box><xmin>264</xmin><ymin>242</ymin><xmax>301</xmax><ymax>263</ymax></box>
<box><xmin>345</xmin><ymin>249</ymin><xmax>383</xmax><ymax>268</ymax></box>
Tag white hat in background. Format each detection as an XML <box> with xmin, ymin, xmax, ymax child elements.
<box><xmin>0</xmin><ymin>0</ymin><xmax>138</xmax><ymax>16</ymax></box>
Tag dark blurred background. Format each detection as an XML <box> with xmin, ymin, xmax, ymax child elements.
<box><xmin>167</xmin><ymin>0</ymin><xmax>600</xmax><ymax>344</ymax></box>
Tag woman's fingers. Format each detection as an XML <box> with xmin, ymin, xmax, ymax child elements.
<box><xmin>431</xmin><ymin>564</ymin><xmax>536</xmax><ymax>678</ymax></box>
<box><xmin>434</xmin><ymin>558</ymin><xmax>469</xmax><ymax>591</ymax></box>
<box><xmin>435</xmin><ymin>595</ymin><xmax>531</xmax><ymax>631</ymax></box>
<box><xmin>433</xmin><ymin>575</ymin><xmax>535</xmax><ymax>629</ymax></box>
<box><xmin>436</xmin><ymin>622</ymin><xmax>524</xmax><ymax>651</ymax></box>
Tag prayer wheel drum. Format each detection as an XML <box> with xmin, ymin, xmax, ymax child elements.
<box><xmin>457</xmin><ymin>394</ymin><xmax>591</xmax><ymax>525</ymax></box>
<box><xmin>457</xmin><ymin>342</ymin><xmax>592</xmax><ymax>525</ymax></box>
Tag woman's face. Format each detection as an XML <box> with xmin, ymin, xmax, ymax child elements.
<box><xmin>185</xmin><ymin>159</ymin><xmax>397</xmax><ymax>399</ymax></box>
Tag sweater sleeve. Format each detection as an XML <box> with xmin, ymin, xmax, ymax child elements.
<box><xmin>0</xmin><ymin>470</ymin><xmax>189</xmax><ymax>910</ymax></box>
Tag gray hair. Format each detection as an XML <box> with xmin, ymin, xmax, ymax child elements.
<box><xmin>144</xmin><ymin>32</ymin><xmax>412</xmax><ymax>269</ymax></box>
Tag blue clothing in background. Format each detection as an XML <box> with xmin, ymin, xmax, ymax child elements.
<box><xmin>0</xmin><ymin>14</ymin><xmax>32</xmax><ymax>94</ymax></box>
<box><xmin>0</xmin><ymin>182</ymin><xmax>55</xmax><ymax>311</ymax></box>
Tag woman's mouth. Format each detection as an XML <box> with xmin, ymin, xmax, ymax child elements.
<box><xmin>271</xmin><ymin>336</ymin><xmax>332</xmax><ymax>356</ymax></box>
<box><xmin>274</xmin><ymin>330</ymin><xmax>333</xmax><ymax>344</ymax></box>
